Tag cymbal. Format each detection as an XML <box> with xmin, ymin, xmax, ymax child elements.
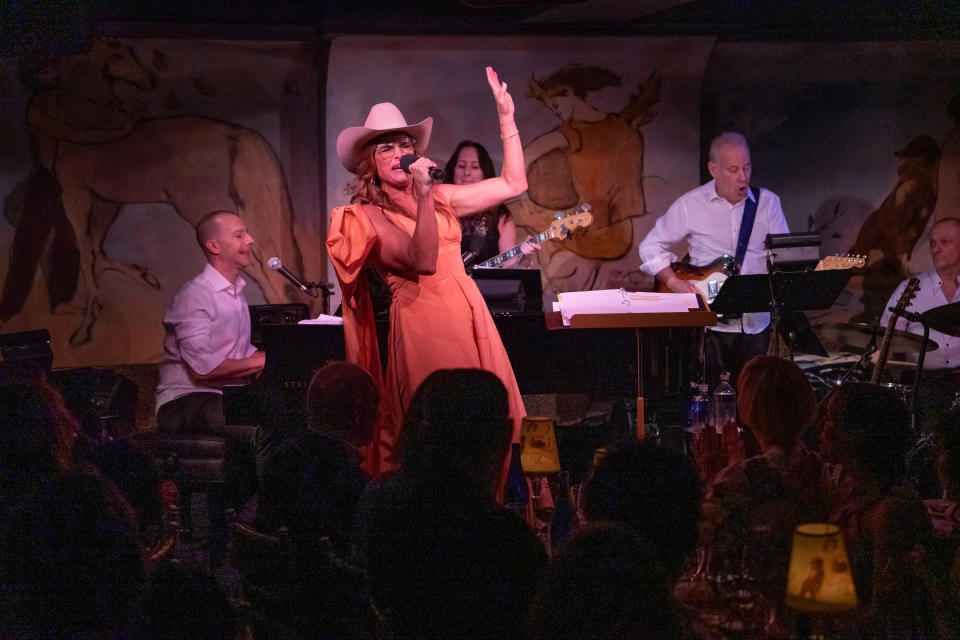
<box><xmin>814</xmin><ymin>322</ymin><xmax>939</xmax><ymax>354</ymax></box>
<box><xmin>919</xmin><ymin>302</ymin><xmax>960</xmax><ymax>337</ymax></box>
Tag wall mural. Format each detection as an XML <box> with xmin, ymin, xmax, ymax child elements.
<box><xmin>0</xmin><ymin>38</ymin><xmax>322</xmax><ymax>367</ymax></box>
<box><xmin>326</xmin><ymin>35</ymin><xmax>715</xmax><ymax>301</ymax></box>
<box><xmin>1</xmin><ymin>35</ymin><xmax>958</xmax><ymax>368</ymax></box>
<box><xmin>513</xmin><ymin>65</ymin><xmax>661</xmax><ymax>292</ymax></box>
<box><xmin>703</xmin><ymin>41</ymin><xmax>960</xmax><ymax>330</ymax></box>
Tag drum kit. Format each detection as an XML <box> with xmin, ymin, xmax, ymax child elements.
<box><xmin>806</xmin><ymin>302</ymin><xmax>960</xmax><ymax>495</ymax></box>
<box><xmin>806</xmin><ymin>300</ymin><xmax>960</xmax><ymax>409</ymax></box>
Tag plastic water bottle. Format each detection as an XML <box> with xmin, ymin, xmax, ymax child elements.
<box><xmin>687</xmin><ymin>382</ymin><xmax>711</xmax><ymax>433</ymax></box>
<box><xmin>685</xmin><ymin>381</ymin><xmax>701</xmax><ymax>431</ymax></box>
<box><xmin>713</xmin><ymin>371</ymin><xmax>737</xmax><ymax>435</ymax></box>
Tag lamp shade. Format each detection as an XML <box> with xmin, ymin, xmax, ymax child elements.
<box><xmin>785</xmin><ymin>523</ymin><xmax>858</xmax><ymax>613</ymax></box>
<box><xmin>590</xmin><ymin>446</ymin><xmax>609</xmax><ymax>472</ymax></box>
<box><xmin>519</xmin><ymin>415</ymin><xmax>561</xmax><ymax>475</ymax></box>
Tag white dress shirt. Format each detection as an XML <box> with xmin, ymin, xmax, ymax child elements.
<box><xmin>880</xmin><ymin>270</ymin><xmax>960</xmax><ymax>370</ymax></box>
<box><xmin>638</xmin><ymin>180</ymin><xmax>789</xmax><ymax>334</ymax></box>
<box><xmin>156</xmin><ymin>263</ymin><xmax>258</xmax><ymax>411</ymax></box>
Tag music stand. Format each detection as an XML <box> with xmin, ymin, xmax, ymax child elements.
<box><xmin>471</xmin><ymin>268</ymin><xmax>543</xmax><ymax>313</ymax></box>
<box><xmin>249</xmin><ymin>303</ymin><xmax>310</xmax><ymax>349</ymax></box>
<box><xmin>711</xmin><ymin>269</ymin><xmax>853</xmax><ymax>359</ymax></box>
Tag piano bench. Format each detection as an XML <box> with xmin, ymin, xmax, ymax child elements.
<box><xmin>132</xmin><ymin>427</ymin><xmax>257</xmax><ymax>565</ymax></box>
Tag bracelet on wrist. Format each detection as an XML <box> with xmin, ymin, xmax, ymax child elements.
<box><xmin>500</xmin><ymin>130</ymin><xmax>519</xmax><ymax>141</ymax></box>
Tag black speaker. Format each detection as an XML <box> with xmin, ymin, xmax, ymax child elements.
<box><xmin>0</xmin><ymin>329</ymin><xmax>53</xmax><ymax>376</ymax></box>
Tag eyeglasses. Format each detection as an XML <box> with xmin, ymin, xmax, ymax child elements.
<box><xmin>373</xmin><ymin>137</ymin><xmax>415</xmax><ymax>158</ymax></box>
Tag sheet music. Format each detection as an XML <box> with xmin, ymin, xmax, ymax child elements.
<box><xmin>557</xmin><ymin>289</ymin><xmax>698</xmax><ymax>326</ymax></box>
<box><xmin>299</xmin><ymin>314</ymin><xmax>344</xmax><ymax>325</ymax></box>
<box><xmin>626</xmin><ymin>291</ymin><xmax>699</xmax><ymax>311</ymax></box>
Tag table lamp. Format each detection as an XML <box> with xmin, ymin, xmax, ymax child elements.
<box><xmin>590</xmin><ymin>446</ymin><xmax>609</xmax><ymax>473</ymax></box>
<box><xmin>520</xmin><ymin>415</ymin><xmax>562</xmax><ymax>475</ymax></box>
<box><xmin>785</xmin><ymin>523</ymin><xmax>858</xmax><ymax>613</ymax></box>
<box><xmin>519</xmin><ymin>416</ymin><xmax>561</xmax><ymax>527</ymax></box>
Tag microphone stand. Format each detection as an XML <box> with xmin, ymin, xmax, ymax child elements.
<box><xmin>816</xmin><ymin>324</ymin><xmax>879</xmax><ymax>409</ymax></box>
<box><xmin>889</xmin><ymin>307</ymin><xmax>929</xmax><ymax>433</ymax></box>
<box><xmin>766</xmin><ymin>269</ymin><xmax>782</xmax><ymax>358</ymax></box>
<box><xmin>306</xmin><ymin>281</ymin><xmax>336</xmax><ymax>315</ymax></box>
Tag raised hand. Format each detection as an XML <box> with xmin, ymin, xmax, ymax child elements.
<box><xmin>486</xmin><ymin>66</ymin><xmax>515</xmax><ymax>120</ymax></box>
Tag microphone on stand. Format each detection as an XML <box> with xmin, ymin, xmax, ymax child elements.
<box><xmin>888</xmin><ymin>307</ymin><xmax>922</xmax><ymax>323</ymax></box>
<box><xmin>267</xmin><ymin>257</ymin><xmax>310</xmax><ymax>293</ymax></box>
<box><xmin>399</xmin><ymin>154</ymin><xmax>444</xmax><ymax>181</ymax></box>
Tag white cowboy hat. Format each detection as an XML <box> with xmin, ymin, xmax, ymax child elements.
<box><xmin>336</xmin><ymin>102</ymin><xmax>433</xmax><ymax>174</ymax></box>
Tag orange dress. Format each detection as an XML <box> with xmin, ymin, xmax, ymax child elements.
<box><xmin>327</xmin><ymin>200</ymin><xmax>525</xmax><ymax>475</ymax></box>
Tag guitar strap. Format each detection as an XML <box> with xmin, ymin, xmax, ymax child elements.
<box><xmin>733</xmin><ymin>187</ymin><xmax>760</xmax><ymax>273</ymax></box>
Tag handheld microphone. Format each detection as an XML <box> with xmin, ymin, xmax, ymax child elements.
<box><xmin>267</xmin><ymin>256</ymin><xmax>309</xmax><ymax>293</ymax></box>
<box><xmin>399</xmin><ymin>154</ymin><xmax>444</xmax><ymax>181</ymax></box>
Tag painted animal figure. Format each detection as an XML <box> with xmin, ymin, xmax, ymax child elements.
<box><xmin>52</xmin><ymin>115</ymin><xmax>307</xmax><ymax>345</ymax></box>
<box><xmin>849</xmin><ymin>135</ymin><xmax>940</xmax><ymax>267</ymax></box>
<box><xmin>1</xmin><ymin>36</ymin><xmax>155</xmax><ymax>322</ymax></box>
<box><xmin>6</xmin><ymin>37</ymin><xmax>308</xmax><ymax>345</ymax></box>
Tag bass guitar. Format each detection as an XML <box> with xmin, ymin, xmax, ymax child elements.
<box><xmin>870</xmin><ymin>277</ymin><xmax>920</xmax><ymax>383</ymax></box>
<box><xmin>655</xmin><ymin>253</ymin><xmax>866</xmax><ymax>304</ymax></box>
<box><xmin>469</xmin><ymin>203</ymin><xmax>593</xmax><ymax>270</ymax></box>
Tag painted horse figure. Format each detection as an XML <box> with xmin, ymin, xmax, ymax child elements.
<box><xmin>54</xmin><ymin>115</ymin><xmax>307</xmax><ymax>345</ymax></box>
<box><xmin>8</xmin><ymin>37</ymin><xmax>308</xmax><ymax>345</ymax></box>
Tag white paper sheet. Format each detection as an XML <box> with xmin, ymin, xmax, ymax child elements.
<box><xmin>556</xmin><ymin>289</ymin><xmax>700</xmax><ymax>325</ymax></box>
<box><xmin>299</xmin><ymin>314</ymin><xmax>344</xmax><ymax>325</ymax></box>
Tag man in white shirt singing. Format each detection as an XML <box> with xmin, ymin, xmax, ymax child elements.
<box><xmin>155</xmin><ymin>210</ymin><xmax>266</xmax><ymax>433</ymax></box>
<box><xmin>638</xmin><ymin>132</ymin><xmax>789</xmax><ymax>384</ymax></box>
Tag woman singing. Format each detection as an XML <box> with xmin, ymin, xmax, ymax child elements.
<box><xmin>327</xmin><ymin>67</ymin><xmax>527</xmax><ymax>475</ymax></box>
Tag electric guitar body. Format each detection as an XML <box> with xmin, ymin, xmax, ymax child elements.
<box><xmin>654</xmin><ymin>255</ymin><xmax>738</xmax><ymax>304</ymax></box>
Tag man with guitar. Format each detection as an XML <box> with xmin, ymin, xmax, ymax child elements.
<box><xmin>878</xmin><ymin>217</ymin><xmax>960</xmax><ymax>430</ymax></box>
<box><xmin>638</xmin><ymin>132</ymin><xmax>789</xmax><ymax>385</ymax></box>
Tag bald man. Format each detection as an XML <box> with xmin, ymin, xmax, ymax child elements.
<box><xmin>155</xmin><ymin>210</ymin><xmax>265</xmax><ymax>433</ymax></box>
<box><xmin>638</xmin><ymin>132</ymin><xmax>789</xmax><ymax>385</ymax></box>
<box><xmin>879</xmin><ymin>217</ymin><xmax>960</xmax><ymax>432</ymax></box>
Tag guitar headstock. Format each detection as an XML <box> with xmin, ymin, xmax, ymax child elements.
<box><xmin>549</xmin><ymin>203</ymin><xmax>593</xmax><ymax>238</ymax></box>
<box><xmin>897</xmin><ymin>277</ymin><xmax>921</xmax><ymax>310</ymax></box>
<box><xmin>815</xmin><ymin>254</ymin><xmax>866</xmax><ymax>271</ymax></box>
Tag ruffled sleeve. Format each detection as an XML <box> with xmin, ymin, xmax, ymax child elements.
<box><xmin>326</xmin><ymin>205</ymin><xmax>384</xmax><ymax>390</ymax></box>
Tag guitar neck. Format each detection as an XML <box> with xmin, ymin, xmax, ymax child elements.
<box><xmin>871</xmin><ymin>276</ymin><xmax>920</xmax><ymax>383</ymax></box>
<box><xmin>476</xmin><ymin>229</ymin><xmax>551</xmax><ymax>268</ymax></box>
<box><xmin>870</xmin><ymin>317</ymin><xmax>896</xmax><ymax>384</ymax></box>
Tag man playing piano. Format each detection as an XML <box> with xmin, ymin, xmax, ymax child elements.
<box><xmin>155</xmin><ymin>210</ymin><xmax>265</xmax><ymax>434</ymax></box>
<box><xmin>638</xmin><ymin>132</ymin><xmax>789</xmax><ymax>384</ymax></box>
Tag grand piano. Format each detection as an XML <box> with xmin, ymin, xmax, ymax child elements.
<box><xmin>223</xmin><ymin>308</ymin><xmax>699</xmax><ymax>429</ymax></box>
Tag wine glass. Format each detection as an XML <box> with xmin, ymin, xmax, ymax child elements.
<box><xmin>528</xmin><ymin>474</ymin><xmax>553</xmax><ymax>553</ymax></box>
